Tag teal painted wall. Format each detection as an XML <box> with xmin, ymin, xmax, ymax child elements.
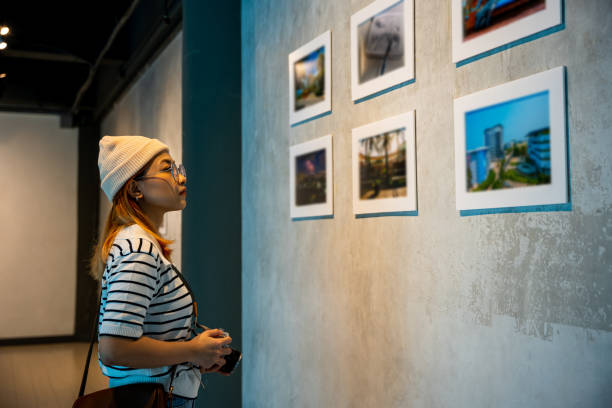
<box><xmin>182</xmin><ymin>1</ymin><xmax>242</xmax><ymax>406</ymax></box>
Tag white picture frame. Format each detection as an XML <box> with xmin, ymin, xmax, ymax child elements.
<box><xmin>290</xmin><ymin>134</ymin><xmax>334</xmax><ymax>218</ymax></box>
<box><xmin>452</xmin><ymin>0</ymin><xmax>562</xmax><ymax>63</ymax></box>
<box><xmin>352</xmin><ymin>111</ymin><xmax>417</xmax><ymax>215</ymax></box>
<box><xmin>350</xmin><ymin>0</ymin><xmax>414</xmax><ymax>101</ymax></box>
<box><xmin>289</xmin><ymin>30</ymin><xmax>332</xmax><ymax>126</ymax></box>
<box><xmin>454</xmin><ymin>66</ymin><xmax>568</xmax><ymax>211</ymax></box>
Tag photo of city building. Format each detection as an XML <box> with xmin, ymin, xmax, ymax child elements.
<box><xmin>462</xmin><ymin>0</ymin><xmax>546</xmax><ymax>41</ymax></box>
<box><xmin>465</xmin><ymin>90</ymin><xmax>551</xmax><ymax>192</ymax></box>
<box><xmin>359</xmin><ymin>127</ymin><xmax>407</xmax><ymax>199</ymax></box>
<box><xmin>293</xmin><ymin>46</ymin><xmax>325</xmax><ymax>112</ymax></box>
<box><xmin>295</xmin><ymin>148</ymin><xmax>327</xmax><ymax>206</ymax></box>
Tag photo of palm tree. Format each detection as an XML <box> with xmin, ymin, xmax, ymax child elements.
<box><xmin>359</xmin><ymin>128</ymin><xmax>407</xmax><ymax>199</ymax></box>
<box><xmin>294</xmin><ymin>46</ymin><xmax>325</xmax><ymax>112</ymax></box>
<box><xmin>295</xmin><ymin>149</ymin><xmax>326</xmax><ymax>206</ymax></box>
<box><xmin>462</xmin><ymin>0</ymin><xmax>546</xmax><ymax>41</ymax></box>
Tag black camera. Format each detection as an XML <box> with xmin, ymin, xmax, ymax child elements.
<box><xmin>218</xmin><ymin>348</ymin><xmax>242</xmax><ymax>374</ymax></box>
<box><xmin>195</xmin><ymin>323</ymin><xmax>241</xmax><ymax>375</ymax></box>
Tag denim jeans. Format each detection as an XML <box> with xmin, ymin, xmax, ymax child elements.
<box><xmin>168</xmin><ymin>395</ymin><xmax>195</xmax><ymax>407</ymax></box>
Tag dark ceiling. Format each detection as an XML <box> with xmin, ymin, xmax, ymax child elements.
<box><xmin>0</xmin><ymin>0</ymin><xmax>182</xmax><ymax>125</ymax></box>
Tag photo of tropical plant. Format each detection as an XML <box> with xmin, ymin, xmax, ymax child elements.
<box><xmin>359</xmin><ymin>128</ymin><xmax>407</xmax><ymax>199</ymax></box>
<box><xmin>357</xmin><ymin>0</ymin><xmax>405</xmax><ymax>84</ymax></box>
<box><xmin>294</xmin><ymin>46</ymin><xmax>325</xmax><ymax>111</ymax></box>
<box><xmin>295</xmin><ymin>149</ymin><xmax>326</xmax><ymax>206</ymax></box>
<box><xmin>462</xmin><ymin>0</ymin><xmax>546</xmax><ymax>41</ymax></box>
<box><xmin>465</xmin><ymin>90</ymin><xmax>551</xmax><ymax>193</ymax></box>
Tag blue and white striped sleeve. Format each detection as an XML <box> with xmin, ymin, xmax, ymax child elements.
<box><xmin>99</xmin><ymin>239</ymin><xmax>161</xmax><ymax>339</ymax></box>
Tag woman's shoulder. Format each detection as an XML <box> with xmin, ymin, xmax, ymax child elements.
<box><xmin>113</xmin><ymin>223</ymin><xmax>157</xmax><ymax>244</ymax></box>
<box><xmin>111</xmin><ymin>224</ymin><xmax>163</xmax><ymax>259</ymax></box>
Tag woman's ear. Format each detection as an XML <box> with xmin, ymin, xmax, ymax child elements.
<box><xmin>128</xmin><ymin>180</ymin><xmax>143</xmax><ymax>200</ymax></box>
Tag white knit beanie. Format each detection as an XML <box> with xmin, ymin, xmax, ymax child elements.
<box><xmin>98</xmin><ymin>135</ymin><xmax>169</xmax><ymax>202</ymax></box>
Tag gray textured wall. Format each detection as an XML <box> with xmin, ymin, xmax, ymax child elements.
<box><xmin>241</xmin><ymin>1</ymin><xmax>612</xmax><ymax>407</ymax></box>
<box><xmin>100</xmin><ymin>31</ymin><xmax>183</xmax><ymax>269</ymax></box>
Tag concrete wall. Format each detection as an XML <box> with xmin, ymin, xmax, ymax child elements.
<box><xmin>241</xmin><ymin>1</ymin><xmax>612</xmax><ymax>407</ymax></box>
<box><xmin>0</xmin><ymin>112</ymin><xmax>78</xmax><ymax>339</ymax></box>
<box><xmin>100</xmin><ymin>30</ymin><xmax>183</xmax><ymax>268</ymax></box>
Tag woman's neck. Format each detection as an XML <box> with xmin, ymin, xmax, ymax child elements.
<box><xmin>138</xmin><ymin>201</ymin><xmax>164</xmax><ymax>233</ymax></box>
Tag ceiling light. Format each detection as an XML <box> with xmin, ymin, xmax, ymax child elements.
<box><xmin>0</xmin><ymin>41</ymin><xmax>6</xmax><ymax>50</ymax></box>
<box><xmin>0</xmin><ymin>26</ymin><xmax>8</xmax><ymax>36</ymax></box>
<box><xmin>0</xmin><ymin>73</ymin><xmax>6</xmax><ymax>79</ymax></box>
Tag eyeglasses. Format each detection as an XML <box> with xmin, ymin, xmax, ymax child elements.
<box><xmin>134</xmin><ymin>161</ymin><xmax>186</xmax><ymax>184</ymax></box>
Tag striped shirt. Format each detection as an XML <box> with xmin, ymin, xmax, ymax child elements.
<box><xmin>97</xmin><ymin>223</ymin><xmax>201</xmax><ymax>399</ymax></box>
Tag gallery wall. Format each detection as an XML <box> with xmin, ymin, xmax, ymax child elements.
<box><xmin>0</xmin><ymin>112</ymin><xmax>78</xmax><ymax>339</ymax></box>
<box><xmin>100</xmin><ymin>30</ymin><xmax>184</xmax><ymax>269</ymax></box>
<box><xmin>241</xmin><ymin>0</ymin><xmax>612</xmax><ymax>406</ymax></box>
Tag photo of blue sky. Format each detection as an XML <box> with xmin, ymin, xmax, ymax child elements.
<box><xmin>465</xmin><ymin>91</ymin><xmax>549</xmax><ymax>151</ymax></box>
<box><xmin>296</xmin><ymin>47</ymin><xmax>324</xmax><ymax>77</ymax></box>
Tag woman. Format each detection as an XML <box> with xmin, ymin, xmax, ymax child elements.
<box><xmin>90</xmin><ymin>135</ymin><xmax>232</xmax><ymax>408</ymax></box>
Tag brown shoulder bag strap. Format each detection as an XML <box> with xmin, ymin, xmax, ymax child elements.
<box><xmin>77</xmin><ymin>287</ymin><xmax>178</xmax><ymax>397</ymax></box>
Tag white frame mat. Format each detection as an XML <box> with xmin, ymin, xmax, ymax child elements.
<box><xmin>352</xmin><ymin>111</ymin><xmax>417</xmax><ymax>215</ymax></box>
<box><xmin>290</xmin><ymin>134</ymin><xmax>334</xmax><ymax>218</ymax></box>
<box><xmin>351</xmin><ymin>0</ymin><xmax>414</xmax><ymax>101</ymax></box>
<box><xmin>452</xmin><ymin>0</ymin><xmax>562</xmax><ymax>63</ymax></box>
<box><xmin>289</xmin><ymin>31</ymin><xmax>332</xmax><ymax>125</ymax></box>
<box><xmin>454</xmin><ymin>66</ymin><xmax>568</xmax><ymax>211</ymax></box>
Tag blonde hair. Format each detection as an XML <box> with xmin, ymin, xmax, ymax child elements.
<box><xmin>88</xmin><ymin>155</ymin><xmax>174</xmax><ymax>284</ymax></box>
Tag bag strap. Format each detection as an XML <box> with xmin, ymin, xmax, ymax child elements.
<box><xmin>78</xmin><ymin>285</ymin><xmax>178</xmax><ymax>397</ymax></box>
<box><xmin>78</xmin><ymin>286</ymin><xmax>101</xmax><ymax>397</ymax></box>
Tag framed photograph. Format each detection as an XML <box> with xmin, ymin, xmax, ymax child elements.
<box><xmin>290</xmin><ymin>134</ymin><xmax>333</xmax><ymax>218</ymax></box>
<box><xmin>352</xmin><ymin>111</ymin><xmax>417</xmax><ymax>215</ymax></box>
<box><xmin>452</xmin><ymin>0</ymin><xmax>562</xmax><ymax>63</ymax></box>
<box><xmin>350</xmin><ymin>0</ymin><xmax>414</xmax><ymax>101</ymax></box>
<box><xmin>454</xmin><ymin>66</ymin><xmax>567</xmax><ymax>211</ymax></box>
<box><xmin>289</xmin><ymin>30</ymin><xmax>332</xmax><ymax>125</ymax></box>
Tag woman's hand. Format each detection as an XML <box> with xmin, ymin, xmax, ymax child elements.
<box><xmin>188</xmin><ymin>329</ymin><xmax>232</xmax><ymax>370</ymax></box>
<box><xmin>199</xmin><ymin>362</ymin><xmax>231</xmax><ymax>376</ymax></box>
